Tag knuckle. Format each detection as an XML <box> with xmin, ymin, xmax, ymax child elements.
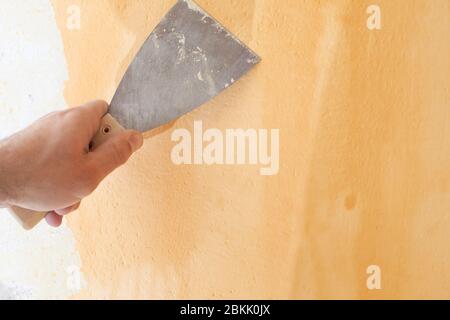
<box><xmin>53</xmin><ymin>108</ymin><xmax>84</xmax><ymax>127</ymax></box>
<box><xmin>47</xmin><ymin>109</ymin><xmax>71</xmax><ymax>122</ymax></box>
<box><xmin>83</xmin><ymin>100</ymin><xmax>108</xmax><ymax>117</ymax></box>
<box><xmin>70</xmin><ymin>107</ymin><xmax>89</xmax><ymax>121</ymax></box>
<box><xmin>93</xmin><ymin>99</ymin><xmax>108</xmax><ymax>109</ymax></box>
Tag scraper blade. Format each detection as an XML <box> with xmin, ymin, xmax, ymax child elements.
<box><xmin>109</xmin><ymin>0</ymin><xmax>261</xmax><ymax>132</ymax></box>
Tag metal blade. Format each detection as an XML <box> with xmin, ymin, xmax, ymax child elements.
<box><xmin>109</xmin><ymin>0</ymin><xmax>260</xmax><ymax>132</ymax></box>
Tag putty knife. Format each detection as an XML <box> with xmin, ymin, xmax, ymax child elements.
<box><xmin>9</xmin><ymin>0</ymin><xmax>260</xmax><ymax>230</ymax></box>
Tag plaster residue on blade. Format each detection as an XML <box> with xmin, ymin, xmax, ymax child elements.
<box><xmin>182</xmin><ymin>0</ymin><xmax>260</xmax><ymax>64</ymax></box>
<box><xmin>109</xmin><ymin>0</ymin><xmax>261</xmax><ymax>132</ymax></box>
<box><xmin>165</xmin><ymin>0</ymin><xmax>260</xmax><ymax>91</ymax></box>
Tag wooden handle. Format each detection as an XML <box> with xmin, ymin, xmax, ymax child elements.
<box><xmin>10</xmin><ymin>113</ymin><xmax>125</xmax><ymax>230</ymax></box>
<box><xmin>8</xmin><ymin>206</ymin><xmax>48</xmax><ymax>230</ymax></box>
<box><xmin>90</xmin><ymin>113</ymin><xmax>126</xmax><ymax>150</ymax></box>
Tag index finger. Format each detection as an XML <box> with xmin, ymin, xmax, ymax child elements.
<box><xmin>76</xmin><ymin>100</ymin><xmax>110</xmax><ymax>140</ymax></box>
<box><xmin>79</xmin><ymin>100</ymin><xmax>109</xmax><ymax>120</ymax></box>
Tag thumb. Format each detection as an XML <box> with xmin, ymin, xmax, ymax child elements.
<box><xmin>90</xmin><ymin>130</ymin><xmax>143</xmax><ymax>179</ymax></box>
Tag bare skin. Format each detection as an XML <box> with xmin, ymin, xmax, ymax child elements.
<box><xmin>0</xmin><ymin>100</ymin><xmax>143</xmax><ymax>227</ymax></box>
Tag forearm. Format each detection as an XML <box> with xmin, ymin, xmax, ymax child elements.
<box><xmin>0</xmin><ymin>135</ymin><xmax>23</xmax><ymax>207</ymax></box>
<box><xmin>0</xmin><ymin>132</ymin><xmax>35</xmax><ymax>209</ymax></box>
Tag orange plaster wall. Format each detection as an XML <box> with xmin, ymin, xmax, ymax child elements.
<box><xmin>52</xmin><ymin>0</ymin><xmax>450</xmax><ymax>299</ymax></box>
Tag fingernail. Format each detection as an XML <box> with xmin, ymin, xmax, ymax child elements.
<box><xmin>129</xmin><ymin>132</ymin><xmax>144</xmax><ymax>152</ymax></box>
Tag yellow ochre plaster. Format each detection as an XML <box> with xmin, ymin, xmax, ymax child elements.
<box><xmin>52</xmin><ymin>0</ymin><xmax>450</xmax><ymax>299</ymax></box>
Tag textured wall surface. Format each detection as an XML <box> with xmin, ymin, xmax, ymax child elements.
<box><xmin>4</xmin><ymin>0</ymin><xmax>449</xmax><ymax>299</ymax></box>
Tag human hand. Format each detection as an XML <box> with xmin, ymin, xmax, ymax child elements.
<box><xmin>0</xmin><ymin>100</ymin><xmax>143</xmax><ymax>227</ymax></box>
